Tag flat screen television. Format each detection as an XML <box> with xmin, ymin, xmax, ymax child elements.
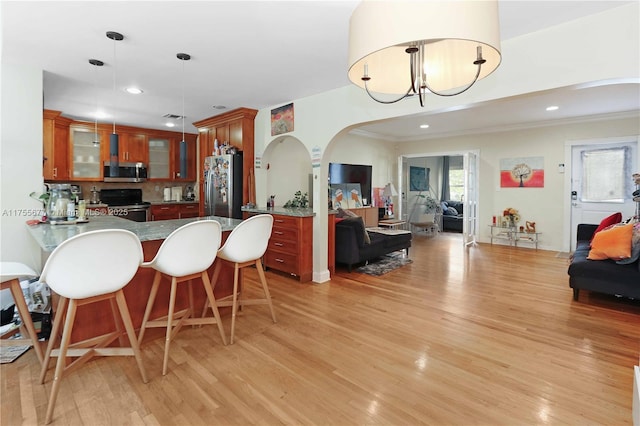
<box><xmin>328</xmin><ymin>162</ymin><xmax>372</xmax><ymax>206</ymax></box>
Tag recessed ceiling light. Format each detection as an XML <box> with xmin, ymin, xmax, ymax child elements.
<box><xmin>165</xmin><ymin>122</ymin><xmax>176</xmax><ymax>128</ymax></box>
<box><xmin>420</xmin><ymin>124</ymin><xmax>430</xmax><ymax>129</ymax></box>
<box><xmin>93</xmin><ymin>111</ymin><xmax>109</xmax><ymax>119</ymax></box>
<box><xmin>125</xmin><ymin>87</ymin><xmax>143</xmax><ymax>95</ymax></box>
<box><xmin>213</xmin><ymin>105</ymin><xmax>226</xmax><ymax>110</ymax></box>
<box><xmin>546</xmin><ymin>105</ymin><xmax>559</xmax><ymax>111</ymax></box>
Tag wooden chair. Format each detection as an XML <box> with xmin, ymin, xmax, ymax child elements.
<box><xmin>38</xmin><ymin>229</ymin><xmax>148</xmax><ymax>424</ymax></box>
<box><xmin>0</xmin><ymin>262</ymin><xmax>44</xmax><ymax>365</ymax></box>
<box><xmin>138</xmin><ymin>220</ymin><xmax>227</xmax><ymax>376</ymax></box>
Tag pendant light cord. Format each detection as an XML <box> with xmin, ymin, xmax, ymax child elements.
<box><xmin>182</xmin><ymin>58</ymin><xmax>185</xmax><ymax>142</ymax></box>
<box><xmin>112</xmin><ymin>37</ymin><xmax>117</xmax><ymax>134</ymax></box>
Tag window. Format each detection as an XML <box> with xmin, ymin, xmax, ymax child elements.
<box><xmin>449</xmin><ymin>168</ymin><xmax>464</xmax><ymax>201</ymax></box>
<box><xmin>581</xmin><ymin>147</ymin><xmax>630</xmax><ymax>202</ymax></box>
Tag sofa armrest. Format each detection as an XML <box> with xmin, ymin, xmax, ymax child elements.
<box><xmin>576</xmin><ymin>224</ymin><xmax>598</xmax><ymax>242</ymax></box>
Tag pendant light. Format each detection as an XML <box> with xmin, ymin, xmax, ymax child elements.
<box><xmin>88</xmin><ymin>59</ymin><xmax>104</xmax><ymax>146</ymax></box>
<box><xmin>106</xmin><ymin>31</ymin><xmax>123</xmax><ymax>177</ymax></box>
<box><xmin>177</xmin><ymin>52</ymin><xmax>190</xmax><ymax>179</ymax></box>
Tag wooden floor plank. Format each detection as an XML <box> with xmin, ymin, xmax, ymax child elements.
<box><xmin>2</xmin><ymin>232</ymin><xmax>639</xmax><ymax>425</ymax></box>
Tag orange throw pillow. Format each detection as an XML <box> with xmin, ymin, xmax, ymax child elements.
<box><xmin>591</xmin><ymin>212</ymin><xmax>622</xmax><ymax>241</ymax></box>
<box><xmin>587</xmin><ymin>222</ymin><xmax>633</xmax><ymax>260</ymax></box>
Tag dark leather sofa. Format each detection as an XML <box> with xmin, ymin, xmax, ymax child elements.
<box><xmin>335</xmin><ymin>217</ymin><xmax>412</xmax><ymax>272</ymax></box>
<box><xmin>568</xmin><ymin>224</ymin><xmax>640</xmax><ymax>301</ymax></box>
<box><xmin>442</xmin><ymin>200</ymin><xmax>463</xmax><ymax>233</ymax></box>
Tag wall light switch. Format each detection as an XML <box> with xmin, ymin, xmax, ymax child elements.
<box><xmin>558</xmin><ymin>163</ymin><xmax>565</xmax><ymax>173</ymax></box>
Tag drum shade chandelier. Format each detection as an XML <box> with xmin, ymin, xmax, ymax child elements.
<box><xmin>348</xmin><ymin>0</ymin><xmax>502</xmax><ymax>106</ymax></box>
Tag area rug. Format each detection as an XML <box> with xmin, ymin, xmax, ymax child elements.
<box><xmin>0</xmin><ymin>345</ymin><xmax>31</xmax><ymax>364</ymax></box>
<box><xmin>356</xmin><ymin>252</ymin><xmax>413</xmax><ymax>276</ymax></box>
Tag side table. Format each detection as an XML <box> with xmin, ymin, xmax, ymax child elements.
<box><xmin>489</xmin><ymin>225</ymin><xmax>541</xmax><ymax>249</ymax></box>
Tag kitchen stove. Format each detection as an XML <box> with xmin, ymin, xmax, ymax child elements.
<box><xmin>99</xmin><ymin>188</ymin><xmax>150</xmax><ymax>222</ymax></box>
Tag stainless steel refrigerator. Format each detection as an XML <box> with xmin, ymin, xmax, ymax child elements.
<box><xmin>203</xmin><ymin>153</ymin><xmax>243</xmax><ymax>219</ymax></box>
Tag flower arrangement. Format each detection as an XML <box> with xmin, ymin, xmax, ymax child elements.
<box><xmin>503</xmin><ymin>207</ymin><xmax>521</xmax><ymax>224</ymax></box>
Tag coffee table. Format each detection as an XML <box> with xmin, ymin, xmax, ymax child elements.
<box><xmin>378</xmin><ymin>219</ymin><xmax>408</xmax><ymax>230</ymax></box>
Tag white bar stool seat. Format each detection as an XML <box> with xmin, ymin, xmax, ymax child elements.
<box><xmin>138</xmin><ymin>220</ymin><xmax>227</xmax><ymax>376</ymax></box>
<box><xmin>37</xmin><ymin>229</ymin><xmax>149</xmax><ymax>424</ymax></box>
<box><xmin>0</xmin><ymin>262</ymin><xmax>44</xmax><ymax>365</ymax></box>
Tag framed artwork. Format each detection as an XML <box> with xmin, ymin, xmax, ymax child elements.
<box><xmin>271</xmin><ymin>103</ymin><xmax>294</xmax><ymax>136</ymax></box>
<box><xmin>330</xmin><ymin>184</ymin><xmax>346</xmax><ymax>210</ymax></box>
<box><xmin>500</xmin><ymin>156</ymin><xmax>544</xmax><ymax>187</ymax></box>
<box><xmin>345</xmin><ymin>183</ymin><xmax>363</xmax><ymax>208</ymax></box>
<box><xmin>409</xmin><ymin>166</ymin><xmax>429</xmax><ymax>191</ymax></box>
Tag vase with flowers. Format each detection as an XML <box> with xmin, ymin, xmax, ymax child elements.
<box><xmin>503</xmin><ymin>207</ymin><xmax>520</xmax><ymax>228</ymax></box>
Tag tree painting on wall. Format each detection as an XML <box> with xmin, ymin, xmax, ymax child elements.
<box><xmin>500</xmin><ymin>156</ymin><xmax>544</xmax><ymax>187</ymax></box>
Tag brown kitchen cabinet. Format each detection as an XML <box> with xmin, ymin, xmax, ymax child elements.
<box><xmin>179</xmin><ymin>203</ymin><xmax>199</xmax><ymax>218</ymax></box>
<box><xmin>150</xmin><ymin>204</ymin><xmax>180</xmax><ymax>221</ymax></box>
<box><xmin>118</xmin><ymin>132</ymin><xmax>148</xmax><ymax>163</ymax></box>
<box><xmin>194</xmin><ymin>108</ymin><xmax>257</xmax><ymax>216</ymax></box>
<box><xmin>148</xmin><ymin>136</ymin><xmax>197</xmax><ymax>181</ymax></box>
<box><xmin>43</xmin><ymin>110</ymin><xmax>72</xmax><ymax>181</ymax></box>
<box><xmin>43</xmin><ymin>111</ymin><xmax>198</xmax><ymax>182</ymax></box>
<box><xmin>261</xmin><ymin>213</ymin><xmax>313</xmax><ymax>282</ymax></box>
<box><xmin>150</xmin><ymin>203</ymin><xmax>199</xmax><ymax>221</ymax></box>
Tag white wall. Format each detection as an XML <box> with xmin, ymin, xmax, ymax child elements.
<box><xmin>0</xmin><ymin>62</ymin><xmax>44</xmax><ymax>271</ymax></box>
<box><xmin>263</xmin><ymin>136</ymin><xmax>312</xmax><ymax>208</ymax></box>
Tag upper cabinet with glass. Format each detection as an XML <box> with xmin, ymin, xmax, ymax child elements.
<box><xmin>71</xmin><ymin>126</ymin><xmax>102</xmax><ymax>180</ymax></box>
<box><xmin>148</xmin><ymin>138</ymin><xmax>170</xmax><ymax>179</ymax></box>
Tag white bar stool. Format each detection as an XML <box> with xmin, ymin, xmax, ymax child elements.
<box><xmin>208</xmin><ymin>214</ymin><xmax>277</xmax><ymax>344</ymax></box>
<box><xmin>0</xmin><ymin>262</ymin><xmax>44</xmax><ymax>365</ymax></box>
<box><xmin>38</xmin><ymin>229</ymin><xmax>149</xmax><ymax>424</ymax></box>
<box><xmin>138</xmin><ymin>220</ymin><xmax>227</xmax><ymax>376</ymax></box>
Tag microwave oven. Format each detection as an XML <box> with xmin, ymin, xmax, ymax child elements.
<box><xmin>103</xmin><ymin>162</ymin><xmax>148</xmax><ymax>183</ymax></box>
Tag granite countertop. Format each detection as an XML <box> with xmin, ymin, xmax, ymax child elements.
<box><xmin>27</xmin><ymin>215</ymin><xmax>242</xmax><ymax>252</ymax></box>
<box><xmin>241</xmin><ymin>206</ymin><xmax>315</xmax><ymax>217</ymax></box>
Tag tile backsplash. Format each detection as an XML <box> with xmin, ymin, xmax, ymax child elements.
<box><xmin>51</xmin><ymin>181</ymin><xmax>198</xmax><ymax>203</ymax></box>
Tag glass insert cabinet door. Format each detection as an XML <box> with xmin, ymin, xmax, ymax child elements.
<box><xmin>148</xmin><ymin>138</ymin><xmax>170</xmax><ymax>179</ymax></box>
<box><xmin>72</xmin><ymin>129</ymin><xmax>101</xmax><ymax>179</ymax></box>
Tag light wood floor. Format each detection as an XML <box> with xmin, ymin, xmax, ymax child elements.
<box><xmin>2</xmin><ymin>233</ymin><xmax>639</xmax><ymax>425</ymax></box>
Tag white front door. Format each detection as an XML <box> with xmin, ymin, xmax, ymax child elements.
<box><xmin>569</xmin><ymin>137</ymin><xmax>638</xmax><ymax>251</ymax></box>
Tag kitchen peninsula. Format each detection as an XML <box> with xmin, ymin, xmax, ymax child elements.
<box><xmin>27</xmin><ymin>215</ymin><xmax>242</xmax><ymax>342</ymax></box>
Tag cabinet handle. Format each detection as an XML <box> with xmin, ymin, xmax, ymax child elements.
<box><xmin>274</xmin><ymin>258</ymin><xmax>285</xmax><ymax>263</ymax></box>
<box><xmin>53</xmin><ymin>167</ymin><xmax>57</xmax><ymax>178</ymax></box>
<box><xmin>160</xmin><ymin>207</ymin><xmax>170</xmax><ymax>210</ymax></box>
<box><xmin>274</xmin><ymin>242</ymin><xmax>284</xmax><ymax>247</ymax></box>
<box><xmin>274</xmin><ymin>231</ymin><xmax>284</xmax><ymax>235</ymax></box>
<box><xmin>275</xmin><ymin>219</ymin><xmax>285</xmax><ymax>223</ymax></box>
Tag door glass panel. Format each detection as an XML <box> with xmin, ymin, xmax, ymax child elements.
<box><xmin>581</xmin><ymin>147</ymin><xmax>629</xmax><ymax>202</ymax></box>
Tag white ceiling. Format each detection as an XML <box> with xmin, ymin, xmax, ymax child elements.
<box><xmin>2</xmin><ymin>1</ymin><xmax>638</xmax><ymax>140</ymax></box>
